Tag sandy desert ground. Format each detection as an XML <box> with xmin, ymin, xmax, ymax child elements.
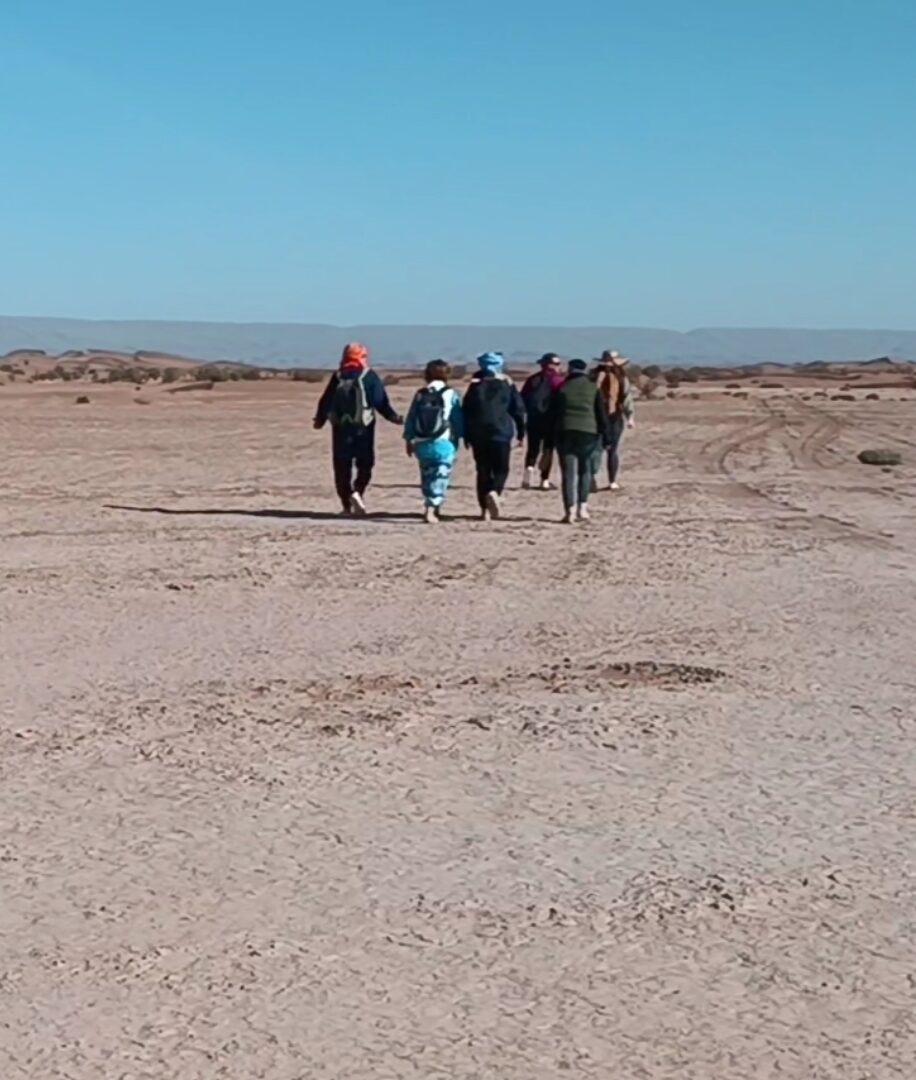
<box><xmin>1</xmin><ymin>379</ymin><xmax>915</xmax><ymax>1079</ymax></box>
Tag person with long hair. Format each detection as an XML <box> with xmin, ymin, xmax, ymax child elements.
<box><xmin>590</xmin><ymin>350</ymin><xmax>635</xmax><ymax>490</ymax></box>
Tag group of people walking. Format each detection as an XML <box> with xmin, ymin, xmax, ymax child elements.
<box><xmin>314</xmin><ymin>343</ymin><xmax>634</xmax><ymax>524</ymax></box>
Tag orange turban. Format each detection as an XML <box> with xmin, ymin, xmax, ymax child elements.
<box><xmin>340</xmin><ymin>342</ymin><xmax>369</xmax><ymax>372</ymax></box>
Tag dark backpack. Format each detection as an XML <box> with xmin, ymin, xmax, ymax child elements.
<box><xmin>473</xmin><ymin>377</ymin><xmax>511</xmax><ymax>437</ymax></box>
<box><xmin>412</xmin><ymin>386</ymin><xmax>449</xmax><ymax>441</ymax></box>
<box><xmin>328</xmin><ymin>374</ymin><xmax>373</xmax><ymax>427</ymax></box>
<box><xmin>528</xmin><ymin>372</ymin><xmax>554</xmax><ymax>416</ymax></box>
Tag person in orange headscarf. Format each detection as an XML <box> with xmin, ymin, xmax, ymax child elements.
<box><xmin>313</xmin><ymin>343</ymin><xmax>403</xmax><ymax>515</ymax></box>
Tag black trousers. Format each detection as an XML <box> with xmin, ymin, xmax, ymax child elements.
<box><xmin>524</xmin><ymin>421</ymin><xmax>554</xmax><ymax>475</ymax></box>
<box><xmin>332</xmin><ymin>425</ymin><xmax>375</xmax><ymax>509</ymax></box>
<box><xmin>471</xmin><ymin>440</ymin><xmax>512</xmax><ymax>509</ymax></box>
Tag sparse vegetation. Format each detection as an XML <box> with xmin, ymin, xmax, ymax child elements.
<box><xmin>197</xmin><ymin>366</ymin><xmax>229</xmax><ymax>382</ymax></box>
<box><xmin>640</xmin><ymin>377</ymin><xmax>663</xmax><ymax>400</ymax></box>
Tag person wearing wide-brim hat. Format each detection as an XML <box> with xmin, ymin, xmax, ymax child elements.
<box><xmin>590</xmin><ymin>349</ymin><xmax>635</xmax><ymax>491</ymax></box>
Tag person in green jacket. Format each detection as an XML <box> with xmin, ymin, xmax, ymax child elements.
<box><xmin>551</xmin><ymin>358</ymin><xmax>612</xmax><ymax>523</ymax></box>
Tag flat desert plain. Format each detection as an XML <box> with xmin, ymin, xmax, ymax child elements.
<box><xmin>1</xmin><ymin>378</ymin><xmax>915</xmax><ymax>1079</ymax></box>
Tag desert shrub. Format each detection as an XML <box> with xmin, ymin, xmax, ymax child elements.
<box><xmin>450</xmin><ymin>363</ymin><xmax>468</xmax><ymax>380</ymax></box>
<box><xmin>683</xmin><ymin>368</ymin><xmax>701</xmax><ymax>383</ymax></box>
<box><xmin>641</xmin><ymin>377</ymin><xmax>662</xmax><ymax>400</ymax></box>
<box><xmin>162</xmin><ymin>368</ymin><xmax>180</xmax><ymax>383</ymax></box>
<box><xmin>627</xmin><ymin>363</ymin><xmax>642</xmax><ymax>380</ymax></box>
<box><xmin>643</xmin><ymin>365</ymin><xmax>661</xmax><ymax>379</ymax></box>
<box><xmin>75</xmin><ymin>395</ymin><xmax>90</xmax><ymax>405</ymax></box>
<box><xmin>240</xmin><ymin>367</ymin><xmax>261</xmax><ymax>380</ymax></box>
<box><xmin>108</xmin><ymin>366</ymin><xmax>147</xmax><ymax>383</ymax></box>
<box><xmin>198</xmin><ymin>365</ymin><xmax>229</xmax><ymax>382</ymax></box>
<box><xmin>291</xmin><ymin>368</ymin><xmax>327</xmax><ymax>383</ymax></box>
<box><xmin>865</xmin><ymin>393</ymin><xmax>880</xmax><ymax>400</ymax></box>
<box><xmin>145</xmin><ymin>367</ymin><xmax>161</xmax><ymax>381</ymax></box>
<box><xmin>759</xmin><ymin>381</ymin><xmax>785</xmax><ymax>389</ymax></box>
<box><xmin>725</xmin><ymin>383</ymin><xmax>741</xmax><ymax>389</ymax></box>
<box><xmin>831</xmin><ymin>393</ymin><xmax>855</xmax><ymax>401</ymax></box>
<box><xmin>858</xmin><ymin>449</ymin><xmax>901</xmax><ymax>466</ymax></box>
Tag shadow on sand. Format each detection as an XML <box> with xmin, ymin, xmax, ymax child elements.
<box><xmin>105</xmin><ymin>504</ymin><xmax>544</xmax><ymax>525</ymax></box>
<box><xmin>104</xmin><ymin>504</ymin><xmax>421</xmax><ymax>523</ymax></box>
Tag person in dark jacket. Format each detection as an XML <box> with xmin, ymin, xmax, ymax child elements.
<box><xmin>520</xmin><ymin>352</ymin><xmax>565</xmax><ymax>490</ymax></box>
<box><xmin>551</xmin><ymin>358</ymin><xmax>611</xmax><ymax>523</ymax></box>
<box><xmin>313</xmin><ymin>342</ymin><xmax>402</xmax><ymax>515</ymax></box>
<box><xmin>462</xmin><ymin>352</ymin><xmax>526</xmax><ymax>520</ymax></box>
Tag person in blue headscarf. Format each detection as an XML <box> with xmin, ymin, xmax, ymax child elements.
<box><xmin>461</xmin><ymin>352</ymin><xmax>527</xmax><ymax>520</ymax></box>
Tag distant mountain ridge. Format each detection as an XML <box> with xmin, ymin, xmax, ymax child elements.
<box><xmin>2</xmin><ymin>316</ymin><xmax>915</xmax><ymax>367</ymax></box>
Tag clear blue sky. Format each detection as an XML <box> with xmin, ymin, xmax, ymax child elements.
<box><xmin>2</xmin><ymin>0</ymin><xmax>914</xmax><ymax>327</ymax></box>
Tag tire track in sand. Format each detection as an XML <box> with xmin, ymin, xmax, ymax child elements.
<box><xmin>697</xmin><ymin>406</ymin><xmax>785</xmax><ymax>493</ymax></box>
<box><xmin>789</xmin><ymin>398</ymin><xmax>849</xmax><ymax>470</ymax></box>
<box><xmin>697</xmin><ymin>397</ymin><xmax>896</xmax><ymax>549</ymax></box>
